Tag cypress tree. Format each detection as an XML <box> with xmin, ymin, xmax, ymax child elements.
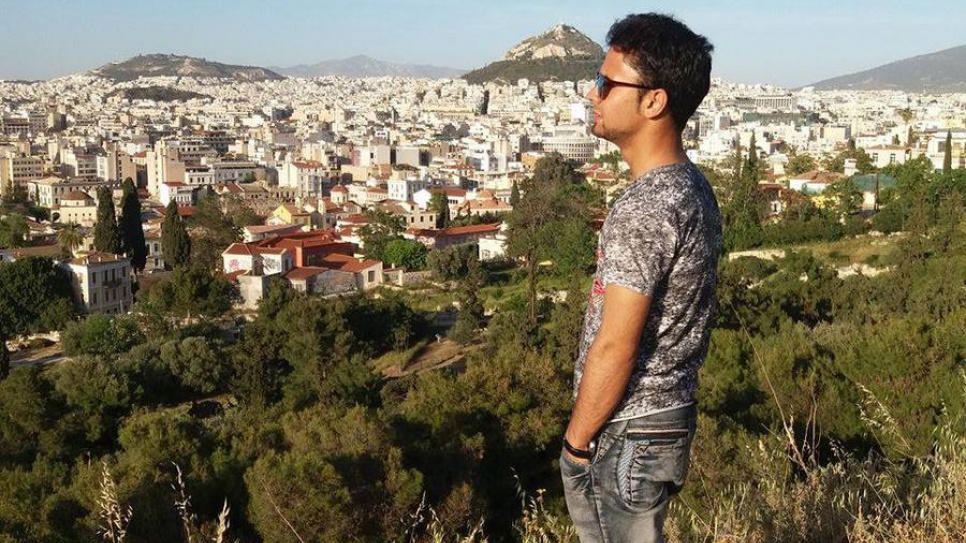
<box><xmin>943</xmin><ymin>130</ymin><xmax>953</xmax><ymax>173</ymax></box>
<box><xmin>119</xmin><ymin>178</ymin><xmax>148</xmax><ymax>271</ymax></box>
<box><xmin>510</xmin><ymin>180</ymin><xmax>521</xmax><ymax>207</ymax></box>
<box><xmin>92</xmin><ymin>187</ymin><xmax>122</xmax><ymax>254</ymax></box>
<box><xmin>431</xmin><ymin>191</ymin><xmax>451</xmax><ymax>229</ymax></box>
<box><xmin>161</xmin><ymin>200</ymin><xmax>191</xmax><ymax>269</ymax></box>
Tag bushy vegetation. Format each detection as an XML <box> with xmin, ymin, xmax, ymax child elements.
<box><xmin>1</xmin><ymin>156</ymin><xmax>964</xmax><ymax>542</ymax></box>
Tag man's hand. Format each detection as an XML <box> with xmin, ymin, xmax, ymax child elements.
<box><xmin>562</xmin><ymin>446</ymin><xmax>591</xmax><ymax>466</ymax></box>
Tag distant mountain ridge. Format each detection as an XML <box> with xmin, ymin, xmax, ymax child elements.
<box><xmin>89</xmin><ymin>54</ymin><xmax>284</xmax><ymax>82</ymax></box>
<box><xmin>810</xmin><ymin>44</ymin><xmax>966</xmax><ymax>92</ymax></box>
<box><xmin>463</xmin><ymin>24</ymin><xmax>603</xmax><ymax>84</ymax></box>
<box><xmin>273</xmin><ymin>55</ymin><xmax>465</xmax><ymax>79</ymax></box>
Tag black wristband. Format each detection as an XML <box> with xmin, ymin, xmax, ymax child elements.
<box><xmin>563</xmin><ymin>437</ymin><xmax>593</xmax><ymax>460</ymax></box>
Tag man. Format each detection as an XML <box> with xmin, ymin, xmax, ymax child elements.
<box><xmin>560</xmin><ymin>13</ymin><xmax>721</xmax><ymax>543</ymax></box>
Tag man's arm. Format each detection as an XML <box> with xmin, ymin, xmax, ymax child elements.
<box><xmin>564</xmin><ymin>284</ymin><xmax>651</xmax><ymax>461</ymax></box>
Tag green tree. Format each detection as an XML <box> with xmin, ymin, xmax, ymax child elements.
<box><xmin>56</xmin><ymin>222</ymin><xmax>84</xmax><ymax>258</ymax></box>
<box><xmin>358</xmin><ymin>208</ymin><xmax>404</xmax><ymax>261</ymax></box>
<box><xmin>189</xmin><ymin>193</ymin><xmax>241</xmax><ymax>271</ymax></box>
<box><xmin>825</xmin><ymin>146</ymin><xmax>875</xmax><ymax>174</ymax></box>
<box><xmin>507</xmin><ymin>153</ymin><xmax>588</xmax><ymax>323</ymax></box>
<box><xmin>427</xmin><ymin>243</ymin><xmax>478</xmax><ymax>280</ymax></box>
<box><xmin>430</xmin><ymin>190</ymin><xmax>451</xmax><ymax>229</ymax></box>
<box><xmin>547</xmin><ymin>275</ymin><xmax>587</xmax><ymax>364</ymax></box>
<box><xmin>231</xmin><ymin>319</ymin><xmax>287</xmax><ymax>406</ymax></box>
<box><xmin>0</xmin><ymin>257</ymin><xmax>75</xmax><ymax>379</ymax></box>
<box><xmin>509</xmin><ymin>181</ymin><xmax>520</xmax><ymax>207</ymax></box>
<box><xmin>825</xmin><ymin>179</ymin><xmax>863</xmax><ymax>218</ymax></box>
<box><xmin>786</xmin><ymin>153</ymin><xmax>817</xmax><ymax>176</ymax></box>
<box><xmin>1</xmin><ymin>180</ymin><xmax>29</xmax><ymax>208</ymax></box>
<box><xmin>159</xmin><ymin>336</ymin><xmax>230</xmax><ymax>395</ymax></box>
<box><xmin>61</xmin><ymin>314</ymin><xmax>144</xmax><ymax>358</ymax></box>
<box><xmin>146</xmin><ymin>266</ymin><xmax>236</xmax><ymax>318</ymax></box>
<box><xmin>118</xmin><ymin>179</ymin><xmax>148</xmax><ymax>271</ymax></box>
<box><xmin>161</xmin><ymin>200</ymin><xmax>191</xmax><ymax>269</ymax></box>
<box><xmin>943</xmin><ymin>130</ymin><xmax>953</xmax><ymax>173</ymax></box>
<box><xmin>0</xmin><ymin>213</ymin><xmax>29</xmax><ymax>249</ymax></box>
<box><xmin>450</xmin><ymin>258</ymin><xmax>485</xmax><ymax>344</ymax></box>
<box><xmin>92</xmin><ymin>187</ymin><xmax>121</xmax><ymax>254</ymax></box>
<box><xmin>721</xmin><ymin>141</ymin><xmax>764</xmax><ymax>251</ymax></box>
<box><xmin>382</xmin><ymin>238</ymin><xmax>428</xmax><ymax>270</ymax></box>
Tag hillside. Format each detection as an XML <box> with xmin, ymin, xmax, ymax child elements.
<box><xmin>463</xmin><ymin>24</ymin><xmax>603</xmax><ymax>84</ymax></box>
<box><xmin>106</xmin><ymin>86</ymin><xmax>209</xmax><ymax>102</ymax></box>
<box><xmin>89</xmin><ymin>54</ymin><xmax>284</xmax><ymax>82</ymax></box>
<box><xmin>810</xmin><ymin>44</ymin><xmax>966</xmax><ymax>92</ymax></box>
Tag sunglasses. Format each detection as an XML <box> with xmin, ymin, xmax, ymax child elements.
<box><xmin>595</xmin><ymin>72</ymin><xmax>656</xmax><ymax>100</ymax></box>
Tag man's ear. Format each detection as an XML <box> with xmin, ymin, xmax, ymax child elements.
<box><xmin>639</xmin><ymin>88</ymin><xmax>670</xmax><ymax>120</ymax></box>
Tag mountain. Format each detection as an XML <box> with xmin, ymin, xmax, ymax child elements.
<box><xmin>463</xmin><ymin>24</ymin><xmax>603</xmax><ymax>84</ymax></box>
<box><xmin>810</xmin><ymin>44</ymin><xmax>966</xmax><ymax>93</ymax></box>
<box><xmin>89</xmin><ymin>54</ymin><xmax>284</xmax><ymax>82</ymax></box>
<box><xmin>273</xmin><ymin>55</ymin><xmax>464</xmax><ymax>78</ymax></box>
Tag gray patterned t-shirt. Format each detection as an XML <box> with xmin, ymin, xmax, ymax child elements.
<box><xmin>574</xmin><ymin>162</ymin><xmax>722</xmax><ymax>421</ymax></box>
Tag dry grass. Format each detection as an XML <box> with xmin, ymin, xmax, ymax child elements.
<box><xmin>665</xmin><ymin>373</ymin><xmax>966</xmax><ymax>543</ymax></box>
<box><xmin>795</xmin><ymin>233</ymin><xmax>898</xmax><ymax>266</ymax></box>
<box><xmin>97</xmin><ymin>462</ymin><xmax>133</xmax><ymax>543</ymax></box>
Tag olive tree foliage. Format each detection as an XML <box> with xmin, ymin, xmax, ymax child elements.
<box><xmin>506</xmin><ymin>153</ymin><xmax>594</xmax><ymax>323</ymax></box>
<box><xmin>0</xmin><ymin>257</ymin><xmax>75</xmax><ymax>379</ymax></box>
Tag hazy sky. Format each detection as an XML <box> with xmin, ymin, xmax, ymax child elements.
<box><xmin>2</xmin><ymin>0</ymin><xmax>965</xmax><ymax>87</ymax></box>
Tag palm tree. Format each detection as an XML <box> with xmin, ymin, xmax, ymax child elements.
<box><xmin>57</xmin><ymin>222</ymin><xmax>85</xmax><ymax>258</ymax></box>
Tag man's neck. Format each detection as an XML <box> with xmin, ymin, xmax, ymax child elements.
<box><xmin>622</xmin><ymin>129</ymin><xmax>689</xmax><ymax>180</ymax></box>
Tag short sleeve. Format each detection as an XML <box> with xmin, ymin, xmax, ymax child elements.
<box><xmin>599</xmin><ymin>197</ymin><xmax>678</xmax><ymax>298</ymax></box>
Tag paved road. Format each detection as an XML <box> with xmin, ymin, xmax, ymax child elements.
<box><xmin>10</xmin><ymin>352</ymin><xmax>70</xmax><ymax>369</ymax></box>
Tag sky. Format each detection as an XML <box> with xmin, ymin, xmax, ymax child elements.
<box><xmin>1</xmin><ymin>0</ymin><xmax>965</xmax><ymax>87</ymax></box>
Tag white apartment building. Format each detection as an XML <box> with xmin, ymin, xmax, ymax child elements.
<box><xmin>543</xmin><ymin>126</ymin><xmax>596</xmax><ymax>163</ymax></box>
<box><xmin>159</xmin><ymin>182</ymin><xmax>196</xmax><ymax>206</ymax></box>
<box><xmin>388</xmin><ymin>176</ymin><xmax>430</xmax><ymax>202</ymax></box>
<box><xmin>60</xmin><ymin>148</ymin><xmax>100</xmax><ymax>180</ymax></box>
<box><xmin>278</xmin><ymin>160</ymin><xmax>326</xmax><ymax>196</ymax></box>
<box><xmin>29</xmin><ymin>176</ymin><xmax>118</xmax><ymax>209</ymax></box>
<box><xmin>63</xmin><ymin>252</ymin><xmax>134</xmax><ymax>315</ymax></box>
<box><xmin>867</xmin><ymin>145</ymin><xmax>911</xmax><ymax>169</ymax></box>
<box><xmin>925</xmin><ymin>131</ymin><xmax>966</xmax><ymax>171</ymax></box>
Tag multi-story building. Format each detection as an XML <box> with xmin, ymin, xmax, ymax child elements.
<box><xmin>29</xmin><ymin>176</ymin><xmax>118</xmax><ymax>209</ymax></box>
<box><xmin>542</xmin><ymin>126</ymin><xmax>596</xmax><ymax>162</ymax></box>
<box><xmin>159</xmin><ymin>181</ymin><xmax>197</xmax><ymax>206</ymax></box>
<box><xmin>388</xmin><ymin>176</ymin><xmax>430</xmax><ymax>202</ymax></box>
<box><xmin>53</xmin><ymin>190</ymin><xmax>98</xmax><ymax>226</ymax></box>
<box><xmin>278</xmin><ymin>160</ymin><xmax>327</xmax><ymax>197</ymax></box>
<box><xmin>62</xmin><ymin>252</ymin><xmax>134</xmax><ymax>315</ymax></box>
<box><xmin>925</xmin><ymin>130</ymin><xmax>966</xmax><ymax>171</ymax></box>
<box><xmin>60</xmin><ymin>148</ymin><xmax>100</xmax><ymax>180</ymax></box>
<box><xmin>0</xmin><ymin>154</ymin><xmax>44</xmax><ymax>196</ymax></box>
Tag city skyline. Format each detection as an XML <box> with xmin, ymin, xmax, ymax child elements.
<box><xmin>2</xmin><ymin>0</ymin><xmax>966</xmax><ymax>86</ymax></box>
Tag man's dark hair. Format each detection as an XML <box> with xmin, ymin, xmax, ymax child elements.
<box><xmin>607</xmin><ymin>13</ymin><xmax>713</xmax><ymax>131</ymax></box>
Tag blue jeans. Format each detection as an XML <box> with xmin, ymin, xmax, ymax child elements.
<box><xmin>560</xmin><ymin>405</ymin><xmax>697</xmax><ymax>543</ymax></box>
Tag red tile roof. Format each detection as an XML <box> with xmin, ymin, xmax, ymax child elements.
<box><xmin>319</xmin><ymin>253</ymin><xmax>380</xmax><ymax>273</ymax></box>
<box><xmin>222</xmin><ymin>269</ymin><xmax>248</xmax><ymax>281</ymax></box>
<box><xmin>223</xmin><ymin>243</ymin><xmax>254</xmax><ymax>256</ymax></box>
<box><xmin>284</xmin><ymin>266</ymin><xmax>329</xmax><ymax>281</ymax></box>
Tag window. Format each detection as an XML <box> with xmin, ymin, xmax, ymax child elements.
<box><xmin>368</xmin><ymin>270</ymin><xmax>375</xmax><ymax>283</ymax></box>
<box><xmin>92</xmin><ymin>272</ymin><xmax>97</xmax><ymax>284</ymax></box>
<box><xmin>92</xmin><ymin>292</ymin><xmax>97</xmax><ymax>304</ymax></box>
